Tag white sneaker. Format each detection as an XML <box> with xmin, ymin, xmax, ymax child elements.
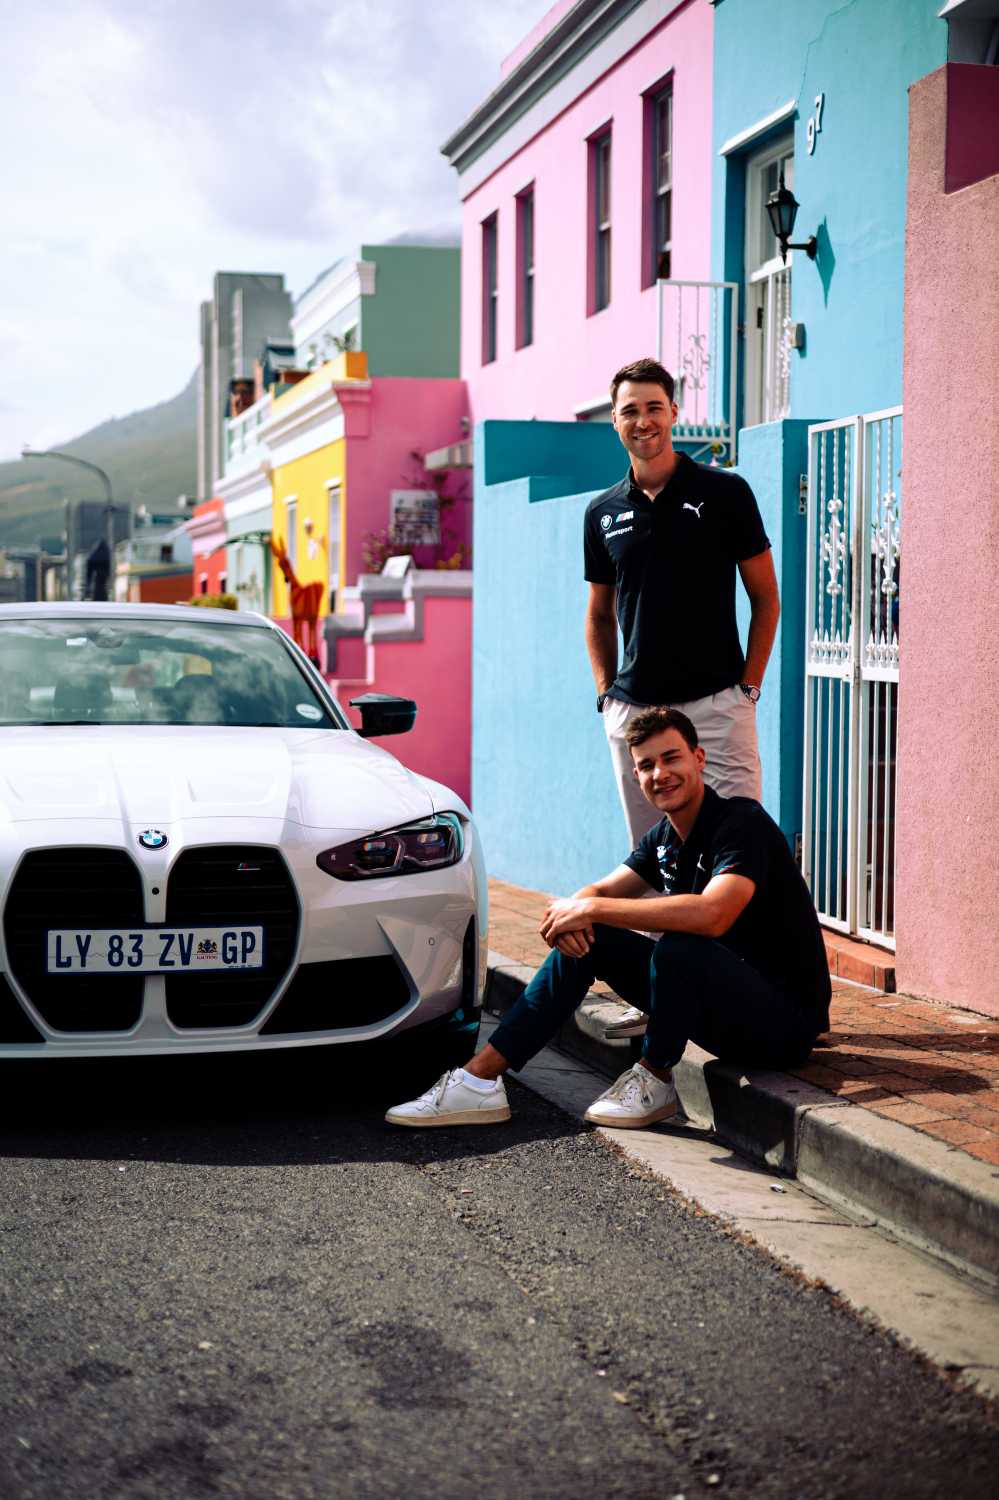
<box><xmin>602</xmin><ymin>1005</ymin><xmax>648</xmax><ymax>1039</ymax></box>
<box><xmin>385</xmin><ymin>1070</ymin><xmax>511</xmax><ymax>1128</ymax></box>
<box><xmin>584</xmin><ymin>1064</ymin><xmax>678</xmax><ymax>1129</ymax></box>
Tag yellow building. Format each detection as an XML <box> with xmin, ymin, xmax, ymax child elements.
<box><xmin>267</xmin><ymin>350</ymin><xmax>368</xmax><ymax>622</ymax></box>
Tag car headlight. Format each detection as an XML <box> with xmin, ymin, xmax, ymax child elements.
<box><xmin>316</xmin><ymin>813</ymin><xmax>464</xmax><ymax>880</ymax></box>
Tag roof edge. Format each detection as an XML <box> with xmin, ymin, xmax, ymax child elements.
<box><xmin>440</xmin><ymin>0</ymin><xmax>645</xmax><ymax>175</ymax></box>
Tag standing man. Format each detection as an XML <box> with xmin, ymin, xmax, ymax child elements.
<box><xmin>586</xmin><ymin>357</ymin><xmax>780</xmax><ymax>848</ymax></box>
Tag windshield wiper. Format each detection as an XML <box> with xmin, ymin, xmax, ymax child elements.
<box><xmin>36</xmin><ymin>720</ymin><xmax>105</xmax><ymax>726</ymax></box>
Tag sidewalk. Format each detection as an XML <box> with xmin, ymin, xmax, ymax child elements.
<box><xmin>486</xmin><ymin>878</ymin><xmax>999</xmax><ymax>1285</ymax></box>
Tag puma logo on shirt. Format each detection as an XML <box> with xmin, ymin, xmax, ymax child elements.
<box><xmin>683</xmin><ymin>501</ymin><xmax>704</xmax><ymax>518</ymax></box>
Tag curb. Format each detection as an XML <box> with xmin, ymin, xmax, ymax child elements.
<box><xmin>485</xmin><ymin>950</ymin><xmax>999</xmax><ymax>1289</ymax></box>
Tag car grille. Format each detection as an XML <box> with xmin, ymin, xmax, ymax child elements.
<box><xmin>164</xmin><ymin>846</ymin><xmax>300</xmax><ymax>1028</ymax></box>
<box><xmin>259</xmin><ymin>958</ymin><xmax>410</xmax><ymax>1035</ymax></box>
<box><xmin>3</xmin><ymin>849</ymin><xmax>145</xmax><ymax>1032</ymax></box>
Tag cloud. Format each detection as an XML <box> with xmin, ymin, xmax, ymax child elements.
<box><xmin>0</xmin><ymin>0</ymin><xmax>551</xmax><ymax>459</ymax></box>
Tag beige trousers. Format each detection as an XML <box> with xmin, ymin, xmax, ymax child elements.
<box><xmin>602</xmin><ymin>686</ymin><xmax>762</xmax><ymax>848</ymax></box>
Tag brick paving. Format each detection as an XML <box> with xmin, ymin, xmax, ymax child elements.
<box><xmin>488</xmin><ymin>878</ymin><xmax>999</xmax><ymax>1168</ymax></box>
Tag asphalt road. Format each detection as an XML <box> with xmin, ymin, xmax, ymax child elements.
<box><xmin>0</xmin><ymin>1049</ymin><xmax>996</xmax><ymax>1500</ymax></box>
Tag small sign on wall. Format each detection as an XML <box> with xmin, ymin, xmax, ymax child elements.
<box><xmin>390</xmin><ymin>489</ymin><xmax>440</xmax><ymax>546</ymax></box>
<box><xmin>806</xmin><ymin>93</ymin><xmax>825</xmax><ymax>155</ymax></box>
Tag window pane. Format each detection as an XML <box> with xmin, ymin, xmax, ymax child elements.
<box><xmin>592</xmin><ymin>133</ymin><xmax>612</xmax><ymax>311</ymax></box>
<box><xmin>482</xmin><ymin>215</ymin><xmax>498</xmax><ymax>363</ymax></box>
<box><xmin>518</xmin><ymin>190</ymin><xmax>534</xmax><ymax>348</ymax></box>
<box><xmin>649</xmin><ymin>89</ymin><xmax>672</xmax><ymax>282</ymax></box>
<box><xmin>656</xmin><ymin>93</ymin><xmax>672</xmax><ymax>192</ymax></box>
<box><xmin>0</xmin><ymin>619</ymin><xmax>339</xmax><ymax>728</ymax></box>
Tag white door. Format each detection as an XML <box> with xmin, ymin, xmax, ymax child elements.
<box><xmin>744</xmin><ymin>138</ymin><xmax>794</xmax><ymax>427</ymax></box>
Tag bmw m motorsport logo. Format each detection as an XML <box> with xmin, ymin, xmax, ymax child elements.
<box><xmin>138</xmin><ymin>829</ymin><xmax>168</xmax><ymax>850</ymax></box>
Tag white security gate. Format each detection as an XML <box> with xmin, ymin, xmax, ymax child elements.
<box><xmin>656</xmin><ymin>279</ymin><xmax>738</xmax><ymax>465</ymax></box>
<box><xmin>802</xmin><ymin>408</ymin><xmax>902</xmax><ymax>948</ymax></box>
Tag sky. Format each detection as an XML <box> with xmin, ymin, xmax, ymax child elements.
<box><xmin>0</xmin><ymin>0</ymin><xmax>555</xmax><ymax>462</ymax></box>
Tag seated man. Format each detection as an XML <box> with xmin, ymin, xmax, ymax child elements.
<box><xmin>386</xmin><ymin>707</ymin><xmax>831</xmax><ymax>1131</ymax></box>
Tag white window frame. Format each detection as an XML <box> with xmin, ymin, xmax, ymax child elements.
<box><xmin>744</xmin><ymin>135</ymin><xmax>795</xmax><ymax>427</ymax></box>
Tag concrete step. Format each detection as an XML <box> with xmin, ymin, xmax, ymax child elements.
<box><xmin>485</xmin><ymin>950</ymin><xmax>999</xmax><ymax>1289</ymax></box>
<box><xmin>823</xmin><ymin>929</ymin><xmax>896</xmax><ymax>992</ymax></box>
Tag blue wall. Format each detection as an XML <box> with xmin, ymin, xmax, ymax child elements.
<box><xmin>712</xmin><ymin>0</ymin><xmax>946</xmax><ymax>423</ymax></box>
<box><xmin>472</xmin><ymin>419</ymin><xmax>810</xmax><ymax>891</ymax></box>
<box><xmin>473</xmin><ymin>421</ymin><xmax>630</xmax><ymax>893</ymax></box>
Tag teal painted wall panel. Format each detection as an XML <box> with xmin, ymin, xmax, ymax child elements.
<box><xmin>472</xmin><ymin>421</ymin><xmax>635</xmax><ymax>893</ymax></box>
<box><xmin>712</xmin><ymin>0</ymin><xmax>946</xmax><ymax>422</ymax></box>
<box><xmin>361</xmin><ymin>245</ymin><xmax>461</xmax><ymax>378</ymax></box>
<box><xmin>733</xmin><ymin>420</ymin><xmax>814</xmax><ymax>845</ymax></box>
<box><xmin>478</xmin><ymin>418</ymin><xmax>625</xmax><ymax>490</ymax></box>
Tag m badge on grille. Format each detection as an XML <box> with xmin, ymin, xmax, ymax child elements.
<box><xmin>138</xmin><ymin>829</ymin><xmax>168</xmax><ymax>850</ymax></box>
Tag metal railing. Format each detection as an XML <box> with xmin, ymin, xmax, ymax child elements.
<box><xmin>802</xmin><ymin>408</ymin><xmax>902</xmax><ymax>949</ymax></box>
<box><xmin>761</xmin><ymin>265</ymin><xmax>792</xmax><ymax>424</ymax></box>
<box><xmin>224</xmin><ymin>394</ymin><xmax>271</xmax><ymax>467</ymax></box>
<box><xmin>656</xmin><ymin>279</ymin><xmax>738</xmax><ymax>464</ymax></box>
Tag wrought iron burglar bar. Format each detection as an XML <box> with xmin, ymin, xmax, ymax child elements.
<box><xmin>656</xmin><ymin>279</ymin><xmax>738</xmax><ymax>465</ymax></box>
<box><xmin>802</xmin><ymin>408</ymin><xmax>903</xmax><ymax>949</ymax></box>
<box><xmin>762</xmin><ymin>265</ymin><xmax>792</xmax><ymax>422</ymax></box>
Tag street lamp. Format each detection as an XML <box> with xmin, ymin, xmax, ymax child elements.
<box><xmin>21</xmin><ymin>446</ymin><xmax>118</xmax><ymax>598</ymax></box>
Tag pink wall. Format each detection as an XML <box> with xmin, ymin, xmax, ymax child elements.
<box><xmin>334</xmin><ymin>595</ymin><xmax>472</xmax><ymax>806</ymax></box>
<box><xmin>895</xmin><ymin>65</ymin><xmax>999</xmax><ymax>1017</ymax></box>
<box><xmin>461</xmin><ymin>0</ymin><xmax>712</xmax><ymax>421</ymax></box>
<box><xmin>344</xmin><ymin>377</ymin><xmax>469</xmax><ymax>586</ymax></box>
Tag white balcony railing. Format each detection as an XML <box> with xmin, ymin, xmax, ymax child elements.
<box><xmin>224</xmin><ymin>394</ymin><xmax>271</xmax><ymax>473</ymax></box>
<box><xmin>656</xmin><ymin>279</ymin><xmax>738</xmax><ymax>465</ymax></box>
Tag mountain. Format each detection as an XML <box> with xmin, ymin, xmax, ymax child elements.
<box><xmin>0</xmin><ymin>374</ymin><xmax>198</xmax><ymax>551</ymax></box>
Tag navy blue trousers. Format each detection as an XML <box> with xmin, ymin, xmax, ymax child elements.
<box><xmin>489</xmin><ymin>925</ymin><xmax>819</xmax><ymax>1073</ymax></box>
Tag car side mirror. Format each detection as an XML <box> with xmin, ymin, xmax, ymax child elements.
<box><xmin>349</xmin><ymin>692</ymin><xmax>417</xmax><ymax>738</ymax></box>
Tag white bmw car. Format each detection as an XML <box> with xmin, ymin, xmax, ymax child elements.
<box><xmin>0</xmin><ymin>604</ymin><xmax>485</xmax><ymax>1066</ymax></box>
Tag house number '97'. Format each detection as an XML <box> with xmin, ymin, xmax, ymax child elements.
<box><xmin>806</xmin><ymin>93</ymin><xmax>825</xmax><ymax>155</ymax></box>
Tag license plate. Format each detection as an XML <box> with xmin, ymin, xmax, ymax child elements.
<box><xmin>46</xmin><ymin>926</ymin><xmax>265</xmax><ymax>974</ymax></box>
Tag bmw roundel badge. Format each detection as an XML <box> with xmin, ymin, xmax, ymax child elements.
<box><xmin>138</xmin><ymin>829</ymin><xmax>168</xmax><ymax>850</ymax></box>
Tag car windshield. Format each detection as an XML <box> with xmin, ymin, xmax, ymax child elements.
<box><xmin>0</xmin><ymin>617</ymin><xmax>343</xmax><ymax>729</ymax></box>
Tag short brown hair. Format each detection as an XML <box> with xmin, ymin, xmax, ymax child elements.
<box><xmin>610</xmin><ymin>358</ymin><xmax>675</xmax><ymax>407</ymax></box>
<box><xmin>624</xmin><ymin>707</ymin><xmax>699</xmax><ymax>753</ymax></box>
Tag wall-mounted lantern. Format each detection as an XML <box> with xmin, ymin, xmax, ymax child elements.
<box><xmin>766</xmin><ymin>172</ymin><xmax>817</xmax><ymax>263</ymax></box>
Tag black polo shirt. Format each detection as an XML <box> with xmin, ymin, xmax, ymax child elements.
<box><xmin>624</xmin><ymin>786</ymin><xmax>831</xmax><ymax>1026</ymax></box>
<box><xmin>583</xmin><ymin>454</ymin><xmax>770</xmax><ymax>705</ymax></box>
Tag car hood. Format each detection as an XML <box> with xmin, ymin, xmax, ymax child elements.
<box><xmin>0</xmin><ymin>726</ymin><xmax>437</xmax><ymax>834</ymax></box>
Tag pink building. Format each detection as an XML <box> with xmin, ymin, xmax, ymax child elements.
<box><xmin>442</xmin><ymin>0</ymin><xmax>714</xmax><ymax>427</ymax></box>
<box><xmin>895</xmin><ymin>61</ymin><xmax>999</xmax><ymax>1018</ymax></box>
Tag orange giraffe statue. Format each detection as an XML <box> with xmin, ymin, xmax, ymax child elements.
<box><xmin>270</xmin><ymin>534</ymin><xmax>324</xmax><ymax>664</ymax></box>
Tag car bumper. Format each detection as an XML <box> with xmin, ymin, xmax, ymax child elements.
<box><xmin>0</xmin><ymin>821</ymin><xmax>487</xmax><ymax>1059</ymax></box>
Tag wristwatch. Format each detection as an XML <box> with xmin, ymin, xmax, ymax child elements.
<box><xmin>597</xmin><ymin>692</ymin><xmax>608</xmax><ymax>714</ymax></box>
<box><xmin>739</xmin><ymin>682</ymin><xmax>761</xmax><ymax>704</ymax></box>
